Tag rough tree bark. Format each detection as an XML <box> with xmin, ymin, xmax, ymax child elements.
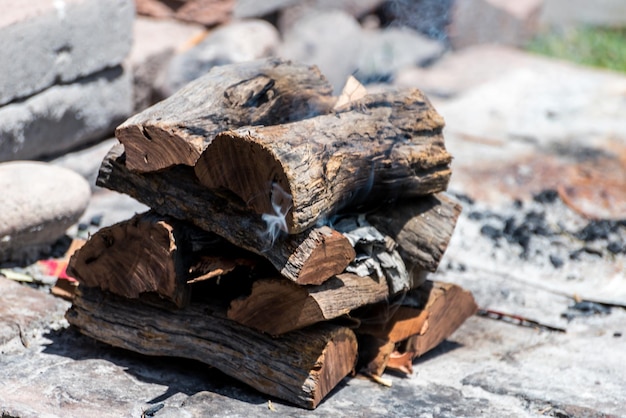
<box><xmin>116</xmin><ymin>58</ymin><xmax>336</xmax><ymax>172</ymax></box>
<box><xmin>367</xmin><ymin>193</ymin><xmax>462</xmax><ymax>273</ymax></box>
<box><xmin>194</xmin><ymin>89</ymin><xmax>451</xmax><ymax>234</ymax></box>
<box><xmin>227</xmin><ymin>273</ymin><xmax>389</xmax><ymax>336</ymax></box>
<box><xmin>97</xmin><ymin>145</ymin><xmax>355</xmax><ymax>285</ymax></box>
<box><xmin>66</xmin><ymin>286</ymin><xmax>358</xmax><ymax>409</ymax></box>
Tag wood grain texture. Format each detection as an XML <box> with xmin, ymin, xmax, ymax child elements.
<box><xmin>97</xmin><ymin>145</ymin><xmax>355</xmax><ymax>285</ymax></box>
<box><xmin>67</xmin><ymin>212</ymin><xmax>194</xmax><ymax>308</ymax></box>
<box><xmin>195</xmin><ymin>89</ymin><xmax>451</xmax><ymax>233</ymax></box>
<box><xmin>227</xmin><ymin>273</ymin><xmax>389</xmax><ymax>336</ymax></box>
<box><xmin>116</xmin><ymin>58</ymin><xmax>335</xmax><ymax>172</ymax></box>
<box><xmin>66</xmin><ymin>286</ymin><xmax>358</xmax><ymax>409</ymax></box>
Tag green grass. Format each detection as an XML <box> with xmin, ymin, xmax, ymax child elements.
<box><xmin>527</xmin><ymin>26</ymin><xmax>626</xmax><ymax>73</ymax></box>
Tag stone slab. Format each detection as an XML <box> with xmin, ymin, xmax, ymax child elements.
<box><xmin>0</xmin><ymin>273</ymin><xmax>621</xmax><ymax>416</ymax></box>
<box><xmin>435</xmin><ymin>60</ymin><xmax>626</xmax><ymax>213</ymax></box>
<box><xmin>394</xmin><ymin>45</ymin><xmax>555</xmax><ymax>98</ymax></box>
<box><xmin>0</xmin><ymin>0</ymin><xmax>134</xmax><ymax>106</ymax></box>
<box><xmin>540</xmin><ymin>0</ymin><xmax>626</xmax><ymax>28</ymax></box>
<box><xmin>0</xmin><ymin>162</ymin><xmax>90</xmax><ymax>264</ymax></box>
<box><xmin>0</xmin><ymin>277</ymin><xmax>69</xmax><ymax>347</ymax></box>
<box><xmin>0</xmin><ymin>66</ymin><xmax>132</xmax><ymax>162</ymax></box>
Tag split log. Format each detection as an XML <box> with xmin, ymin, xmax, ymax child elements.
<box><xmin>116</xmin><ymin>58</ymin><xmax>335</xmax><ymax>173</ymax></box>
<box><xmin>399</xmin><ymin>281</ymin><xmax>478</xmax><ymax>359</ymax></box>
<box><xmin>66</xmin><ymin>286</ymin><xmax>358</xmax><ymax>410</ymax></box>
<box><xmin>356</xmin><ymin>281</ymin><xmax>477</xmax><ymax>376</ymax></box>
<box><xmin>367</xmin><ymin>193</ymin><xmax>462</xmax><ymax>273</ymax></box>
<box><xmin>97</xmin><ymin>145</ymin><xmax>355</xmax><ymax>285</ymax></box>
<box><xmin>67</xmin><ymin>212</ymin><xmax>209</xmax><ymax>307</ymax></box>
<box><xmin>194</xmin><ymin>89</ymin><xmax>451</xmax><ymax>234</ymax></box>
<box><xmin>227</xmin><ymin>273</ymin><xmax>389</xmax><ymax>336</ymax></box>
<box><xmin>67</xmin><ymin>211</ymin><xmax>267</xmax><ymax>307</ymax></box>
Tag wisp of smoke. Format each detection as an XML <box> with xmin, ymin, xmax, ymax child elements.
<box><xmin>261</xmin><ymin>182</ymin><xmax>292</xmax><ymax>247</ymax></box>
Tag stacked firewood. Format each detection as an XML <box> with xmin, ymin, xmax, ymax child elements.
<box><xmin>65</xmin><ymin>59</ymin><xmax>477</xmax><ymax>409</ymax></box>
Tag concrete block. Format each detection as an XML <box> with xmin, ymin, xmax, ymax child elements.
<box><xmin>0</xmin><ymin>0</ymin><xmax>134</xmax><ymax>106</ymax></box>
<box><xmin>0</xmin><ymin>66</ymin><xmax>132</xmax><ymax>162</ymax></box>
<box><xmin>449</xmin><ymin>0</ymin><xmax>543</xmax><ymax>49</ymax></box>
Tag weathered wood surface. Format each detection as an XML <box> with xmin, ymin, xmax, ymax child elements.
<box><xmin>194</xmin><ymin>89</ymin><xmax>451</xmax><ymax>234</ymax></box>
<box><xmin>400</xmin><ymin>282</ymin><xmax>478</xmax><ymax>359</ymax></box>
<box><xmin>116</xmin><ymin>59</ymin><xmax>335</xmax><ymax>173</ymax></box>
<box><xmin>66</xmin><ymin>286</ymin><xmax>358</xmax><ymax>410</ymax></box>
<box><xmin>367</xmin><ymin>193</ymin><xmax>462</xmax><ymax>273</ymax></box>
<box><xmin>227</xmin><ymin>273</ymin><xmax>389</xmax><ymax>336</ymax></box>
<box><xmin>356</xmin><ymin>281</ymin><xmax>477</xmax><ymax>377</ymax></box>
<box><xmin>67</xmin><ymin>211</ymin><xmax>267</xmax><ymax>306</ymax></box>
<box><xmin>67</xmin><ymin>212</ymin><xmax>198</xmax><ymax>308</ymax></box>
<box><xmin>98</xmin><ymin>145</ymin><xmax>355</xmax><ymax>285</ymax></box>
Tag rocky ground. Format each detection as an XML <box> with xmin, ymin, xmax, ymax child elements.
<box><xmin>1</xmin><ymin>1</ymin><xmax>625</xmax><ymax>417</ymax></box>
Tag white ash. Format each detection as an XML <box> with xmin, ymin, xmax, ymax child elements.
<box><xmin>334</xmin><ymin>214</ymin><xmax>410</xmax><ymax>295</ymax></box>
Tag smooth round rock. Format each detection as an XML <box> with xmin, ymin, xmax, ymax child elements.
<box><xmin>0</xmin><ymin>161</ymin><xmax>91</xmax><ymax>263</ymax></box>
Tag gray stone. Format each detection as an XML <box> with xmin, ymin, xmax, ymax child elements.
<box><xmin>49</xmin><ymin>138</ymin><xmax>118</xmax><ymax>190</ymax></box>
<box><xmin>278</xmin><ymin>10</ymin><xmax>443</xmax><ymax>91</ymax></box>
<box><xmin>159</xmin><ymin>19</ymin><xmax>280</xmax><ymax>97</ymax></box>
<box><xmin>76</xmin><ymin>189</ymin><xmax>149</xmax><ymax>231</ymax></box>
<box><xmin>0</xmin><ymin>0</ymin><xmax>134</xmax><ymax>106</ymax></box>
<box><xmin>233</xmin><ymin>0</ymin><xmax>300</xmax><ymax>18</ymax></box>
<box><xmin>129</xmin><ymin>16</ymin><xmax>206</xmax><ymax>111</ymax></box>
<box><xmin>378</xmin><ymin>0</ymin><xmax>453</xmax><ymax>41</ymax></box>
<box><xmin>0</xmin><ymin>66</ymin><xmax>132</xmax><ymax>162</ymax></box>
<box><xmin>449</xmin><ymin>0</ymin><xmax>542</xmax><ymax>49</ymax></box>
<box><xmin>278</xmin><ymin>10</ymin><xmax>363</xmax><ymax>93</ymax></box>
<box><xmin>0</xmin><ymin>277</ymin><xmax>69</xmax><ymax>348</ymax></box>
<box><xmin>356</xmin><ymin>27</ymin><xmax>445</xmax><ymax>83</ymax></box>
<box><xmin>277</xmin><ymin>0</ymin><xmax>385</xmax><ymax>33</ymax></box>
<box><xmin>0</xmin><ymin>162</ymin><xmax>90</xmax><ymax>263</ymax></box>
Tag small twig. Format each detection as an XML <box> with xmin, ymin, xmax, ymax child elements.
<box><xmin>476</xmin><ymin>308</ymin><xmax>566</xmax><ymax>333</ymax></box>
